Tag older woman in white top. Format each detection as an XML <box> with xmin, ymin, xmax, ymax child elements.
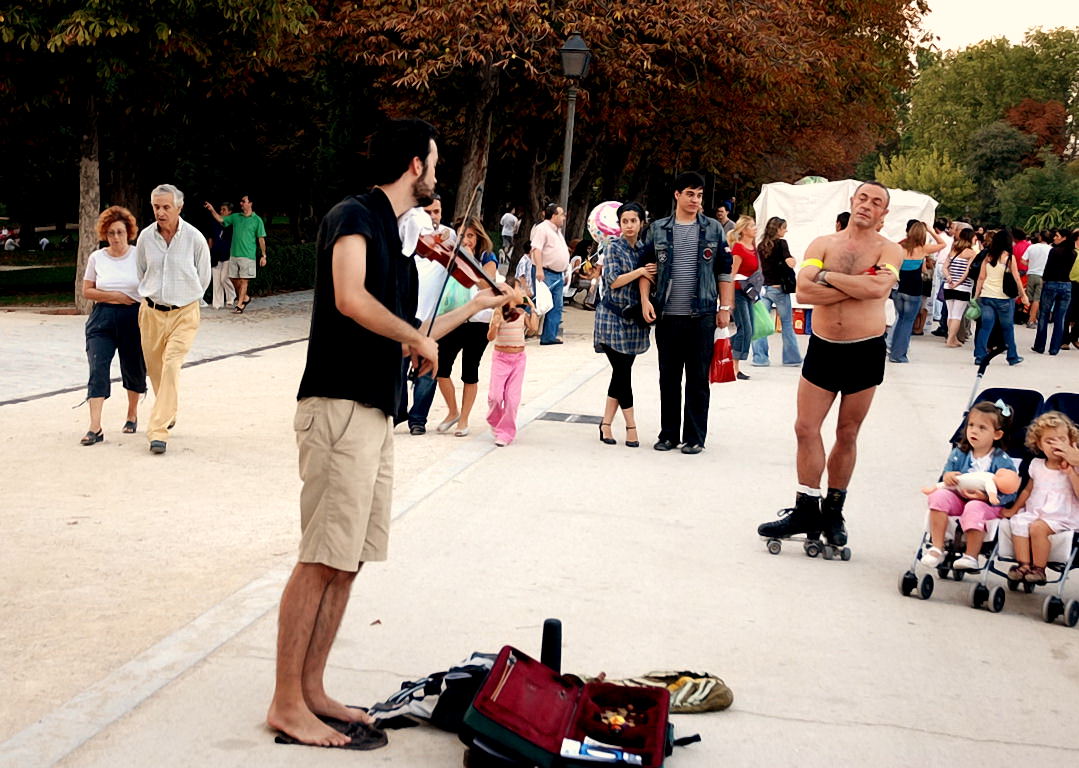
<box><xmin>80</xmin><ymin>206</ymin><xmax>146</xmax><ymax>445</ymax></box>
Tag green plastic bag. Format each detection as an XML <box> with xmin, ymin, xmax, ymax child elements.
<box><xmin>964</xmin><ymin>299</ymin><xmax>982</xmax><ymax>321</ymax></box>
<box><xmin>751</xmin><ymin>300</ymin><xmax>774</xmax><ymax>340</ymax></box>
<box><xmin>437</xmin><ymin>279</ymin><xmax>472</xmax><ymax>316</ymax></box>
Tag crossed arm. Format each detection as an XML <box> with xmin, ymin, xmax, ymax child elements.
<box><xmin>795</xmin><ymin>239</ymin><xmax>901</xmax><ymax>305</ymax></box>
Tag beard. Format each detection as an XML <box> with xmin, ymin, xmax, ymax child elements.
<box><xmin>412</xmin><ymin>172</ymin><xmax>435</xmax><ymax>209</ymax></box>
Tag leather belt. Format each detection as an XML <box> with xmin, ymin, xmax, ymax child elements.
<box><xmin>146</xmin><ymin>298</ymin><xmax>180</xmax><ymax>312</ymax></box>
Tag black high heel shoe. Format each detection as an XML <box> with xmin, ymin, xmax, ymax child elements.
<box><xmin>599</xmin><ymin>422</ymin><xmax>616</xmax><ymax>445</ymax></box>
<box><xmin>625</xmin><ymin>425</ymin><xmax>639</xmax><ymax>448</ymax></box>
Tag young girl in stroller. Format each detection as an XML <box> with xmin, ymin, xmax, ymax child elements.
<box><xmin>1001</xmin><ymin>412</ymin><xmax>1079</xmax><ymax>584</ymax></box>
<box><xmin>922</xmin><ymin>401</ymin><xmax>1018</xmax><ymax>570</ymax></box>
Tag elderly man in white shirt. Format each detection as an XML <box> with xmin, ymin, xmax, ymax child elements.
<box><xmin>135</xmin><ymin>183</ymin><xmax>211</xmax><ymax>454</ymax></box>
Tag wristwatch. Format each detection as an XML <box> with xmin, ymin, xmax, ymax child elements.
<box><xmin>816</xmin><ymin>269</ymin><xmax>832</xmax><ymax>287</ymax></box>
<box><xmin>718</xmin><ymin>305</ymin><xmax>732</xmax><ymax>311</ymax></box>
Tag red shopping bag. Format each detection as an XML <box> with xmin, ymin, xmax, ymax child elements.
<box><xmin>709</xmin><ymin>327</ymin><xmax>736</xmax><ymax>384</ymax></box>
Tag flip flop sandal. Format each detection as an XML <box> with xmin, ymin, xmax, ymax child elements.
<box><xmin>122</xmin><ymin>420</ymin><xmax>137</xmax><ymax>434</ymax></box>
<box><xmin>275</xmin><ymin>722</ymin><xmax>387</xmax><ymax>751</ymax></box>
<box><xmin>80</xmin><ymin>429</ymin><xmax>104</xmax><ymax>446</ymax></box>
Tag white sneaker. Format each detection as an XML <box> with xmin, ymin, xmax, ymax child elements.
<box><xmin>921</xmin><ymin>547</ymin><xmax>944</xmax><ymax>568</ymax></box>
<box><xmin>953</xmin><ymin>554</ymin><xmax>979</xmax><ymax>570</ymax></box>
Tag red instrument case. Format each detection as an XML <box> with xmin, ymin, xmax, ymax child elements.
<box><xmin>463</xmin><ymin>645</ymin><xmax>671</xmax><ymax>767</ymax></box>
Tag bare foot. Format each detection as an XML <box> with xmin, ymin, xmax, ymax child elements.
<box><xmin>305</xmin><ymin>693</ymin><xmax>375</xmax><ymax>726</ymax></box>
<box><xmin>267</xmin><ymin>701</ymin><xmax>351</xmax><ymax>746</ymax></box>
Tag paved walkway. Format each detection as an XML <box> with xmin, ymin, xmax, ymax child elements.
<box><xmin>2</xmin><ymin>296</ymin><xmax>1078</xmax><ymax>768</ymax></box>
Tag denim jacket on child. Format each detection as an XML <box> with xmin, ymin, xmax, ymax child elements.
<box><xmin>941</xmin><ymin>447</ymin><xmax>1019</xmax><ymax>507</ymax></box>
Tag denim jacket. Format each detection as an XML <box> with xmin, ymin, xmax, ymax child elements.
<box><xmin>941</xmin><ymin>447</ymin><xmax>1019</xmax><ymax>506</ymax></box>
<box><xmin>640</xmin><ymin>213</ymin><xmax>733</xmax><ymax>316</ymax></box>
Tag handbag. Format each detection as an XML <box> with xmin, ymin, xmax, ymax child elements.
<box><xmin>964</xmin><ymin>298</ymin><xmax>982</xmax><ymax>321</ymax></box>
<box><xmin>709</xmin><ymin>327</ymin><xmax>736</xmax><ymax>384</ymax></box>
<box><xmin>1003</xmin><ymin>271</ymin><xmax>1019</xmax><ymax>299</ymax></box>
<box><xmin>602</xmin><ymin>295</ymin><xmax>653</xmax><ymax>327</ymax></box>
<box><xmin>780</xmin><ymin>269</ymin><xmax>797</xmax><ymax>295</ymax></box>
<box><xmin>750</xmin><ymin>299</ymin><xmax>774</xmax><ymax>340</ymax></box>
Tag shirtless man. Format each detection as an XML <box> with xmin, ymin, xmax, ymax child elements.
<box><xmin>757</xmin><ymin>181</ymin><xmax>903</xmax><ymax>548</ymax></box>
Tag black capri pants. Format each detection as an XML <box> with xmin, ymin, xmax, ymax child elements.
<box><xmin>436</xmin><ymin>322</ymin><xmax>490</xmax><ymax>384</ymax></box>
<box><xmin>85</xmin><ymin>302</ymin><xmax>147</xmax><ymax>399</ymax></box>
<box><xmin>602</xmin><ymin>344</ymin><xmax>637</xmax><ymax>409</ymax></box>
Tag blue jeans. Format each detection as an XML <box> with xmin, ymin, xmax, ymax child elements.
<box><xmin>732</xmin><ymin>290</ymin><xmax>752</xmax><ymax>361</ymax></box>
<box><xmin>974</xmin><ymin>296</ymin><xmax>1020</xmax><ymax>363</ymax></box>
<box><xmin>751</xmin><ymin>287</ymin><xmax>802</xmax><ymax>365</ymax></box>
<box><xmin>1034</xmin><ymin>281</ymin><xmax>1072</xmax><ymax>354</ymax></box>
<box><xmin>888</xmin><ymin>292</ymin><xmax>922</xmax><ymax>362</ymax></box>
<box><xmin>540</xmin><ymin>269</ymin><xmax>565</xmax><ymax>343</ymax></box>
<box><xmin>408</xmin><ymin>371</ymin><xmax>438</xmax><ymax>428</ymax></box>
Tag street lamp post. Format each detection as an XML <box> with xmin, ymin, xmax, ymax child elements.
<box><xmin>558</xmin><ymin>33</ymin><xmax>591</xmax><ymax>214</ymax></box>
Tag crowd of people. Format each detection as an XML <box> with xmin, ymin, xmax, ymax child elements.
<box><xmin>60</xmin><ymin>119</ymin><xmax>1079</xmax><ymax>751</ymax></box>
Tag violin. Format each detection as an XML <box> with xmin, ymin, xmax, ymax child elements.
<box><xmin>414</xmin><ymin>233</ymin><xmax>499</xmax><ymax>292</ymax></box>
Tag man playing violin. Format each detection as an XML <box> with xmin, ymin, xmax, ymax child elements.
<box><xmin>269</xmin><ymin>119</ymin><xmax>507</xmax><ymax>748</ymax></box>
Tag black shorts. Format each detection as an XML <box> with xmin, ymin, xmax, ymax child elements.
<box><xmin>436</xmin><ymin>322</ymin><xmax>490</xmax><ymax>383</ymax></box>
<box><xmin>801</xmin><ymin>334</ymin><xmax>886</xmax><ymax>395</ymax></box>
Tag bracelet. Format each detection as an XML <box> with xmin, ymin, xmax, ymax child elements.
<box><xmin>718</xmin><ymin>305</ymin><xmax>731</xmax><ymax>311</ymax></box>
<box><xmin>801</xmin><ymin>258</ymin><xmax>824</xmax><ymax>270</ymax></box>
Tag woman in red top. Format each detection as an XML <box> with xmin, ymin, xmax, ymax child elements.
<box><xmin>728</xmin><ymin>215</ymin><xmax>759</xmax><ymax>380</ymax></box>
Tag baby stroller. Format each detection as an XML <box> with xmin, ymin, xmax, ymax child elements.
<box><xmin>978</xmin><ymin>391</ymin><xmax>1079</xmax><ymax>626</ymax></box>
<box><xmin>897</xmin><ymin>327</ymin><xmax>1043</xmax><ymax>605</ymax></box>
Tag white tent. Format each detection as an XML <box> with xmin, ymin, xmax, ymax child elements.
<box><xmin>751</xmin><ymin>180</ymin><xmax>938</xmax><ymax>263</ymax></box>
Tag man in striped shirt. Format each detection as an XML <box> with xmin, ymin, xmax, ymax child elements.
<box><xmin>638</xmin><ymin>172</ymin><xmax>733</xmax><ymax>454</ymax></box>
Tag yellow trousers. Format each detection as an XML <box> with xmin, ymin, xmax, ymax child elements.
<box><xmin>138</xmin><ymin>301</ymin><xmax>200</xmax><ymax>442</ymax></box>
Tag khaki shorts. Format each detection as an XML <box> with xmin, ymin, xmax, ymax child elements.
<box><xmin>228</xmin><ymin>257</ymin><xmax>257</xmax><ymax>279</ymax></box>
<box><xmin>294</xmin><ymin>397</ymin><xmax>393</xmax><ymax>570</ymax></box>
<box><xmin>1026</xmin><ymin>274</ymin><xmax>1043</xmax><ymax>304</ymax></box>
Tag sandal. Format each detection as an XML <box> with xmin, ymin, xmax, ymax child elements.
<box><xmin>1025</xmin><ymin>565</ymin><xmax>1047</xmax><ymax>585</ymax></box>
<box><xmin>1007</xmin><ymin>563</ymin><xmax>1031</xmax><ymax>581</ymax></box>
<box><xmin>234</xmin><ymin>298</ymin><xmax>252</xmax><ymax>314</ymax></box>
<box><xmin>80</xmin><ymin>429</ymin><xmax>104</xmax><ymax>446</ymax></box>
<box><xmin>122</xmin><ymin>420</ymin><xmax>137</xmax><ymax>434</ymax></box>
<box><xmin>625</xmin><ymin>424</ymin><xmax>639</xmax><ymax>448</ymax></box>
<box><xmin>598</xmin><ymin>422</ymin><xmax>616</xmax><ymax>445</ymax></box>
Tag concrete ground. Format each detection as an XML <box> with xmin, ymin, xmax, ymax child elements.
<box><xmin>2</xmin><ymin>293</ymin><xmax>1078</xmax><ymax>768</ymax></box>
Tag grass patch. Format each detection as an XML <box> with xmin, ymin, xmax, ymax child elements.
<box><xmin>0</xmin><ymin>265</ymin><xmax>76</xmax><ymax>295</ymax></box>
<box><xmin>0</xmin><ymin>291</ymin><xmax>72</xmax><ymax>307</ymax></box>
<box><xmin>0</xmin><ymin>250</ymin><xmax>77</xmax><ymax>267</ymax></box>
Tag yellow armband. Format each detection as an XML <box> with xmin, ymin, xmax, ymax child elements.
<box><xmin>880</xmin><ymin>263</ymin><xmax>900</xmax><ymax>280</ymax></box>
<box><xmin>800</xmin><ymin>258</ymin><xmax>824</xmax><ymax>271</ymax></box>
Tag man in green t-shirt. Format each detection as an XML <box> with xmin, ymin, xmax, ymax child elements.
<box><xmin>203</xmin><ymin>194</ymin><xmax>267</xmax><ymax>312</ymax></box>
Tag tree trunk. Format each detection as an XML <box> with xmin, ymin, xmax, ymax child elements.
<box><xmin>75</xmin><ymin>97</ymin><xmax>100</xmax><ymax>315</ymax></box>
<box><xmin>454</xmin><ymin>67</ymin><xmax>498</xmax><ymax>225</ymax></box>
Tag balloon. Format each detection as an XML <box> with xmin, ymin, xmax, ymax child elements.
<box><xmin>587</xmin><ymin>200</ymin><xmax>622</xmax><ymax>244</ymax></box>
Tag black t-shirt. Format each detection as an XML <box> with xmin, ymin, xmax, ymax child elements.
<box><xmin>297</xmin><ymin>189</ymin><xmax>417</xmax><ymax>416</ymax></box>
<box><xmin>760</xmin><ymin>239</ymin><xmax>795</xmax><ymax>287</ymax></box>
<box><xmin>1043</xmin><ymin>244</ymin><xmax>1076</xmax><ymax>282</ymax></box>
